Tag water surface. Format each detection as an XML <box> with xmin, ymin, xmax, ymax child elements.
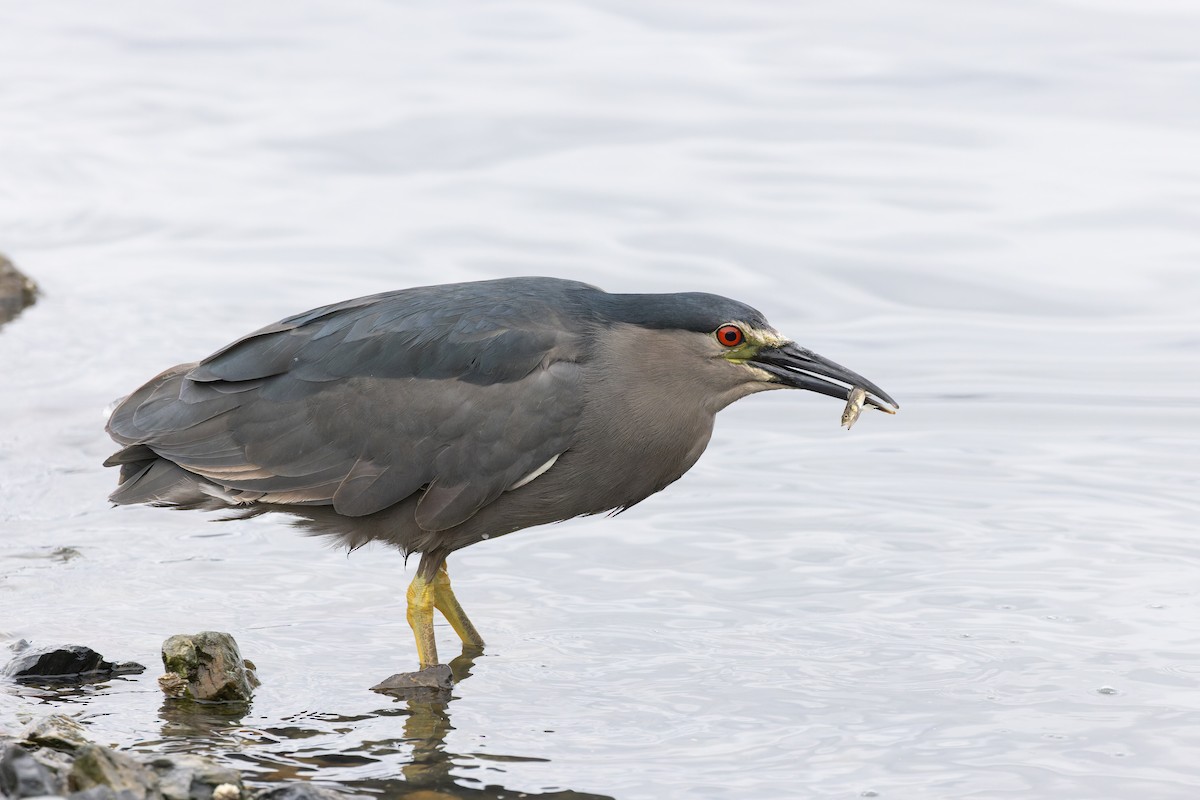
<box><xmin>2</xmin><ymin>2</ymin><xmax>1199</xmax><ymax>798</ymax></box>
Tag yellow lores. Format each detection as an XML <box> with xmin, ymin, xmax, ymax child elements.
<box><xmin>715</xmin><ymin>322</ymin><xmax>788</xmax><ymax>364</ymax></box>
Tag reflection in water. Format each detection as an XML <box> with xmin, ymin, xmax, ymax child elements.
<box><xmin>389</xmin><ymin>650</ymin><xmax>483</xmax><ymax>789</ymax></box>
<box><xmin>158</xmin><ymin>696</ymin><xmax>252</xmax><ymax>740</ymax></box>
<box><xmin>358</xmin><ymin>650</ymin><xmax>613</xmax><ymax>800</ymax></box>
<box><xmin>149</xmin><ymin>648</ymin><xmax>613</xmax><ymax>800</ymax></box>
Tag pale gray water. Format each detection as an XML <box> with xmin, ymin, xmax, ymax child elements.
<box><xmin>1</xmin><ymin>1</ymin><xmax>1199</xmax><ymax>798</ymax></box>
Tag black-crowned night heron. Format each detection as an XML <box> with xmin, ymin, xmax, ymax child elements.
<box><xmin>106</xmin><ymin>277</ymin><xmax>897</xmax><ymax>673</ymax></box>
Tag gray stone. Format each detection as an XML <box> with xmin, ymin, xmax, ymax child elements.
<box><xmin>22</xmin><ymin>716</ymin><xmax>90</xmax><ymax>753</ymax></box>
<box><xmin>68</xmin><ymin>745</ymin><xmax>159</xmax><ymax>800</ymax></box>
<box><xmin>253</xmin><ymin>785</ymin><xmax>347</xmax><ymax>800</ymax></box>
<box><xmin>161</xmin><ymin>634</ymin><xmax>255</xmax><ymax>704</ymax></box>
<box><xmin>370</xmin><ymin>664</ymin><xmax>453</xmax><ymax>697</ymax></box>
<box><xmin>24</xmin><ymin>747</ymin><xmax>74</xmax><ymax>790</ymax></box>
<box><xmin>144</xmin><ymin>754</ymin><xmax>241</xmax><ymax>800</ymax></box>
<box><xmin>0</xmin><ymin>743</ymin><xmax>64</xmax><ymax>798</ymax></box>
<box><xmin>2</xmin><ymin>646</ymin><xmax>144</xmax><ymax>685</ymax></box>
<box><xmin>68</xmin><ymin>787</ymin><xmax>141</xmax><ymax>800</ymax></box>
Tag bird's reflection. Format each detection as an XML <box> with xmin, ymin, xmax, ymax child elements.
<box><xmin>153</xmin><ymin>646</ymin><xmax>612</xmax><ymax>800</ymax></box>
<box><xmin>364</xmin><ymin>647</ymin><xmax>612</xmax><ymax>800</ymax></box>
<box><xmin>377</xmin><ymin>647</ymin><xmax>483</xmax><ymax>788</ymax></box>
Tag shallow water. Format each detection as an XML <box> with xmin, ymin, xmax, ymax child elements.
<box><xmin>2</xmin><ymin>1</ymin><xmax>1199</xmax><ymax>798</ymax></box>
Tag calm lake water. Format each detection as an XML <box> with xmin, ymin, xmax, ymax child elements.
<box><xmin>2</xmin><ymin>1</ymin><xmax>1199</xmax><ymax>798</ymax></box>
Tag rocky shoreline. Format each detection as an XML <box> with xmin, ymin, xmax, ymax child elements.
<box><xmin>2</xmin><ymin>637</ymin><xmax>347</xmax><ymax>800</ymax></box>
<box><xmin>0</xmin><ymin>714</ymin><xmax>346</xmax><ymax>800</ymax></box>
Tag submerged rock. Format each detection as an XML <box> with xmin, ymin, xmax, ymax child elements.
<box><xmin>2</xmin><ymin>645</ymin><xmax>145</xmax><ymax>684</ymax></box>
<box><xmin>161</xmin><ymin>632</ymin><xmax>258</xmax><ymax>703</ymax></box>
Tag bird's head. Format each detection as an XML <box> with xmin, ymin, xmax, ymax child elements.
<box><xmin>598</xmin><ymin>290</ymin><xmax>899</xmax><ymax>417</ymax></box>
<box><xmin>705</xmin><ymin>316</ymin><xmax>898</xmax><ymax>414</ymax></box>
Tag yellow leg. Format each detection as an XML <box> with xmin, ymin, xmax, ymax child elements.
<box><xmin>432</xmin><ymin>563</ymin><xmax>485</xmax><ymax>648</ymax></box>
<box><xmin>406</xmin><ymin>571</ymin><xmax>438</xmax><ymax>669</ymax></box>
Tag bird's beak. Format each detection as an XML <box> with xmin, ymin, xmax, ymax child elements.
<box><xmin>750</xmin><ymin>342</ymin><xmax>899</xmax><ymax>413</ymax></box>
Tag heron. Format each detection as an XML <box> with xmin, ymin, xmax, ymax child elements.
<box><xmin>105</xmin><ymin>277</ymin><xmax>897</xmax><ymax>675</ymax></box>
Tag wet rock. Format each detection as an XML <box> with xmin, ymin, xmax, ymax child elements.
<box><xmin>2</xmin><ymin>645</ymin><xmax>145</xmax><ymax>684</ymax></box>
<box><xmin>69</xmin><ymin>744</ymin><xmax>160</xmax><ymax>800</ymax></box>
<box><xmin>1</xmin><ymin>714</ymin><xmax>365</xmax><ymax>800</ymax></box>
<box><xmin>371</xmin><ymin>665</ymin><xmax>453</xmax><ymax>697</ymax></box>
<box><xmin>69</xmin><ymin>786</ymin><xmax>143</xmax><ymax>800</ymax></box>
<box><xmin>144</xmin><ymin>754</ymin><xmax>242</xmax><ymax>800</ymax></box>
<box><xmin>0</xmin><ymin>253</ymin><xmax>38</xmax><ymax>325</ymax></box>
<box><xmin>160</xmin><ymin>633</ymin><xmax>257</xmax><ymax>703</ymax></box>
<box><xmin>254</xmin><ymin>784</ymin><xmax>348</xmax><ymax>800</ymax></box>
<box><xmin>157</xmin><ymin>673</ymin><xmax>188</xmax><ymax>698</ymax></box>
<box><xmin>370</xmin><ymin>666</ymin><xmax>454</xmax><ymax>704</ymax></box>
<box><xmin>0</xmin><ymin>742</ymin><xmax>65</xmax><ymax>798</ymax></box>
<box><xmin>23</xmin><ymin>715</ymin><xmax>91</xmax><ymax>752</ymax></box>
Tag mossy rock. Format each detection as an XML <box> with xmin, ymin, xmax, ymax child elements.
<box><xmin>161</xmin><ymin>632</ymin><xmax>258</xmax><ymax>703</ymax></box>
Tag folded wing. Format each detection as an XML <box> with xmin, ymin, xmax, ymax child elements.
<box><xmin>106</xmin><ymin>278</ymin><xmax>593</xmax><ymax>530</ymax></box>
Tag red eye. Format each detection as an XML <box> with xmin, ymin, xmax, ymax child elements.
<box><xmin>716</xmin><ymin>325</ymin><xmax>744</xmax><ymax>347</ymax></box>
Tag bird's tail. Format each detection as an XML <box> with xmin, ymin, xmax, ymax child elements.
<box><xmin>104</xmin><ymin>444</ymin><xmax>224</xmax><ymax>509</ymax></box>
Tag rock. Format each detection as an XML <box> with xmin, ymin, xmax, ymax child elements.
<box><xmin>157</xmin><ymin>674</ymin><xmax>188</xmax><ymax>698</ymax></box>
<box><xmin>69</xmin><ymin>744</ymin><xmax>160</xmax><ymax>800</ymax></box>
<box><xmin>25</xmin><ymin>745</ymin><xmax>75</xmax><ymax>789</ymax></box>
<box><xmin>0</xmin><ymin>714</ymin><xmax>377</xmax><ymax>800</ymax></box>
<box><xmin>68</xmin><ymin>786</ymin><xmax>142</xmax><ymax>800</ymax></box>
<box><xmin>370</xmin><ymin>665</ymin><xmax>453</xmax><ymax>697</ymax></box>
<box><xmin>241</xmin><ymin>661</ymin><xmax>260</xmax><ymax>689</ymax></box>
<box><xmin>0</xmin><ymin>253</ymin><xmax>38</xmax><ymax>326</ymax></box>
<box><xmin>0</xmin><ymin>742</ymin><xmax>65</xmax><ymax>798</ymax></box>
<box><xmin>144</xmin><ymin>754</ymin><xmax>242</xmax><ymax>800</ymax></box>
<box><xmin>23</xmin><ymin>715</ymin><xmax>91</xmax><ymax>753</ymax></box>
<box><xmin>253</xmin><ymin>784</ymin><xmax>348</xmax><ymax>800</ymax></box>
<box><xmin>160</xmin><ymin>633</ymin><xmax>256</xmax><ymax>703</ymax></box>
<box><xmin>2</xmin><ymin>645</ymin><xmax>145</xmax><ymax>684</ymax></box>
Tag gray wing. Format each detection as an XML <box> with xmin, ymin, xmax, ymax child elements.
<box><xmin>106</xmin><ymin>278</ymin><xmax>594</xmax><ymax>530</ymax></box>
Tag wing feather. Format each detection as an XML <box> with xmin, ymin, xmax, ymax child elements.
<box><xmin>107</xmin><ymin>277</ymin><xmax>595</xmax><ymax>528</ymax></box>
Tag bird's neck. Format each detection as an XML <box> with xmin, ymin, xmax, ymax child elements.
<box><xmin>577</xmin><ymin>325</ymin><xmax>720</xmax><ymax>500</ymax></box>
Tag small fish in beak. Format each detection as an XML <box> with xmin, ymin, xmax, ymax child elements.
<box><xmin>841</xmin><ymin>386</ymin><xmax>868</xmax><ymax>430</ymax></box>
